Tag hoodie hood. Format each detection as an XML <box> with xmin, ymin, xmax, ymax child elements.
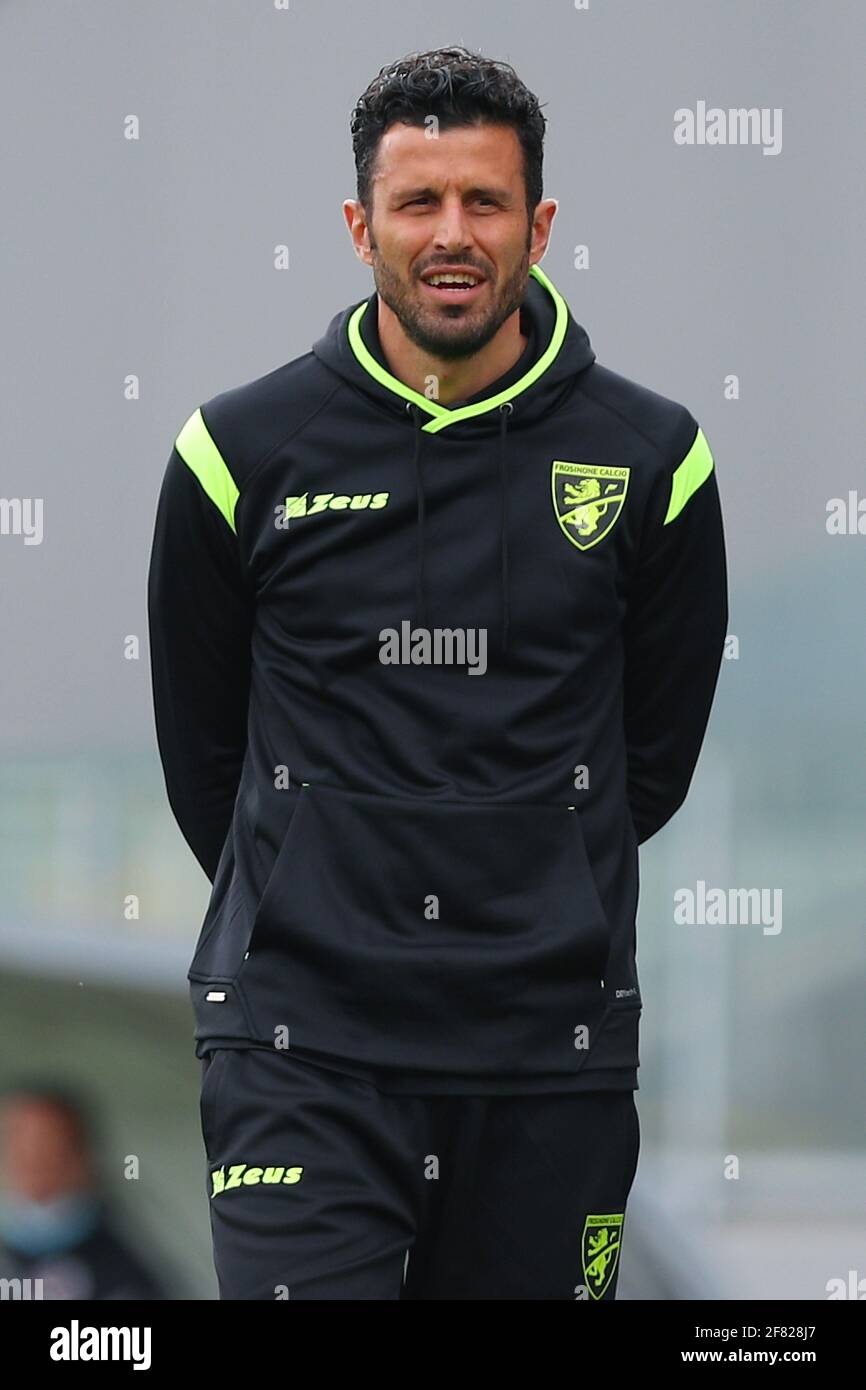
<box><xmin>312</xmin><ymin>264</ymin><xmax>596</xmax><ymax>649</ymax></box>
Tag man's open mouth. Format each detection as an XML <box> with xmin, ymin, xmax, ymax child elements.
<box><xmin>419</xmin><ymin>269</ymin><xmax>487</xmax><ymax>300</ymax></box>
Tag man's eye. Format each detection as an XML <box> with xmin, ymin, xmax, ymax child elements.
<box><xmin>405</xmin><ymin>197</ymin><xmax>496</xmax><ymax>208</ymax></box>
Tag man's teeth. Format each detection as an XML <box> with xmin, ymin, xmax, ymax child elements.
<box><xmin>426</xmin><ymin>274</ymin><xmax>481</xmax><ymax>287</ymax></box>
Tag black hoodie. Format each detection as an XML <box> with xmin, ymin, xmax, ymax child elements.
<box><xmin>147</xmin><ymin>264</ymin><xmax>728</xmax><ymax>1093</ymax></box>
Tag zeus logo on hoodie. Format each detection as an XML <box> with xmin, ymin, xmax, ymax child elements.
<box><xmin>280</xmin><ymin>491</ymin><xmax>389</xmax><ymax>521</ymax></box>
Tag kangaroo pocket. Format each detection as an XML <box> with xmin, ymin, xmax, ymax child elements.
<box><xmin>237</xmin><ymin>783</ymin><xmax>612</xmax><ymax>1076</ymax></box>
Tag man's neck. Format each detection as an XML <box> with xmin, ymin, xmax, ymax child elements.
<box><xmin>376</xmin><ymin>298</ymin><xmax>527</xmax><ymax>406</ymax></box>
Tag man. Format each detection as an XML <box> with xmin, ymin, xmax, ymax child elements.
<box><xmin>0</xmin><ymin>1083</ymin><xmax>166</xmax><ymax>1299</ymax></box>
<box><xmin>147</xmin><ymin>46</ymin><xmax>728</xmax><ymax>1300</ymax></box>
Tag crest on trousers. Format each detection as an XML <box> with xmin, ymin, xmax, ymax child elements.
<box><xmin>551</xmin><ymin>461</ymin><xmax>630</xmax><ymax>550</ymax></box>
<box><xmin>581</xmin><ymin>1212</ymin><xmax>624</xmax><ymax>1299</ymax></box>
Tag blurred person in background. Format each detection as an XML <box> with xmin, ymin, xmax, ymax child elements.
<box><xmin>0</xmin><ymin>1081</ymin><xmax>167</xmax><ymax>1300</ymax></box>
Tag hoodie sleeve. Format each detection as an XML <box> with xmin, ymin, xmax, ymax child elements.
<box><xmin>146</xmin><ymin>411</ymin><xmax>254</xmax><ymax>883</ymax></box>
<box><xmin>622</xmin><ymin>419</ymin><xmax>728</xmax><ymax>845</ymax></box>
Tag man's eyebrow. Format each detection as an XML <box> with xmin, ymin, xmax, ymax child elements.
<box><xmin>390</xmin><ymin>184</ymin><xmax>514</xmax><ymax>202</ymax></box>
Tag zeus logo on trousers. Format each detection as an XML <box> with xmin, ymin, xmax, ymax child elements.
<box><xmin>211</xmin><ymin>1163</ymin><xmax>304</xmax><ymax>1197</ymax></box>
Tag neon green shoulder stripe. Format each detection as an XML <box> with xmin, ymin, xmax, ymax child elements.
<box><xmin>664</xmin><ymin>426</ymin><xmax>714</xmax><ymax>525</ymax></box>
<box><xmin>175</xmin><ymin>407</ymin><xmax>240</xmax><ymax>534</ymax></box>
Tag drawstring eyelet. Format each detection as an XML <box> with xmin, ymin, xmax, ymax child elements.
<box><xmin>499</xmin><ymin>401</ymin><xmax>514</xmax><ymax>417</ymax></box>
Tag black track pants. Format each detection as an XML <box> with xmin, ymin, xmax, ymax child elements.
<box><xmin>200</xmin><ymin>1046</ymin><xmax>640</xmax><ymax>1301</ymax></box>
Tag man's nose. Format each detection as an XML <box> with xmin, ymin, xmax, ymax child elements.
<box><xmin>430</xmin><ymin>197</ymin><xmax>473</xmax><ymax>250</ymax></box>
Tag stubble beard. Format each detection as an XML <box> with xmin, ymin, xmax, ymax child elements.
<box><xmin>369</xmin><ymin>233</ymin><xmax>532</xmax><ymax>363</ymax></box>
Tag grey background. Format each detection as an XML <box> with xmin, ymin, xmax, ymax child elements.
<box><xmin>1</xmin><ymin>0</ymin><xmax>863</xmax><ymax>1298</ymax></box>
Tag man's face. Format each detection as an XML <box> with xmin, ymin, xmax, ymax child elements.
<box><xmin>0</xmin><ymin>1099</ymin><xmax>92</xmax><ymax>1201</ymax></box>
<box><xmin>345</xmin><ymin>121</ymin><xmax>556</xmax><ymax>362</ymax></box>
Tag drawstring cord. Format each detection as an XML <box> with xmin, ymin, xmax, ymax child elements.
<box><xmin>405</xmin><ymin>399</ymin><xmax>514</xmax><ymax>653</ymax></box>
<box><xmin>407</xmin><ymin>402</ymin><xmax>428</xmax><ymax>629</ymax></box>
<box><xmin>498</xmin><ymin>400</ymin><xmax>513</xmax><ymax>651</ymax></box>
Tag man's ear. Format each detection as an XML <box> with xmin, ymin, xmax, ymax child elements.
<box><xmin>343</xmin><ymin>199</ymin><xmax>373</xmax><ymax>266</ymax></box>
<box><xmin>529</xmin><ymin>197</ymin><xmax>558</xmax><ymax>267</ymax></box>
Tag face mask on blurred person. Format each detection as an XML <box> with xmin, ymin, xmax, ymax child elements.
<box><xmin>0</xmin><ymin>1192</ymin><xmax>101</xmax><ymax>1256</ymax></box>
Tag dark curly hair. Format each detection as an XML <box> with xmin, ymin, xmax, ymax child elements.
<box><xmin>350</xmin><ymin>47</ymin><xmax>547</xmax><ymax>223</ymax></box>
